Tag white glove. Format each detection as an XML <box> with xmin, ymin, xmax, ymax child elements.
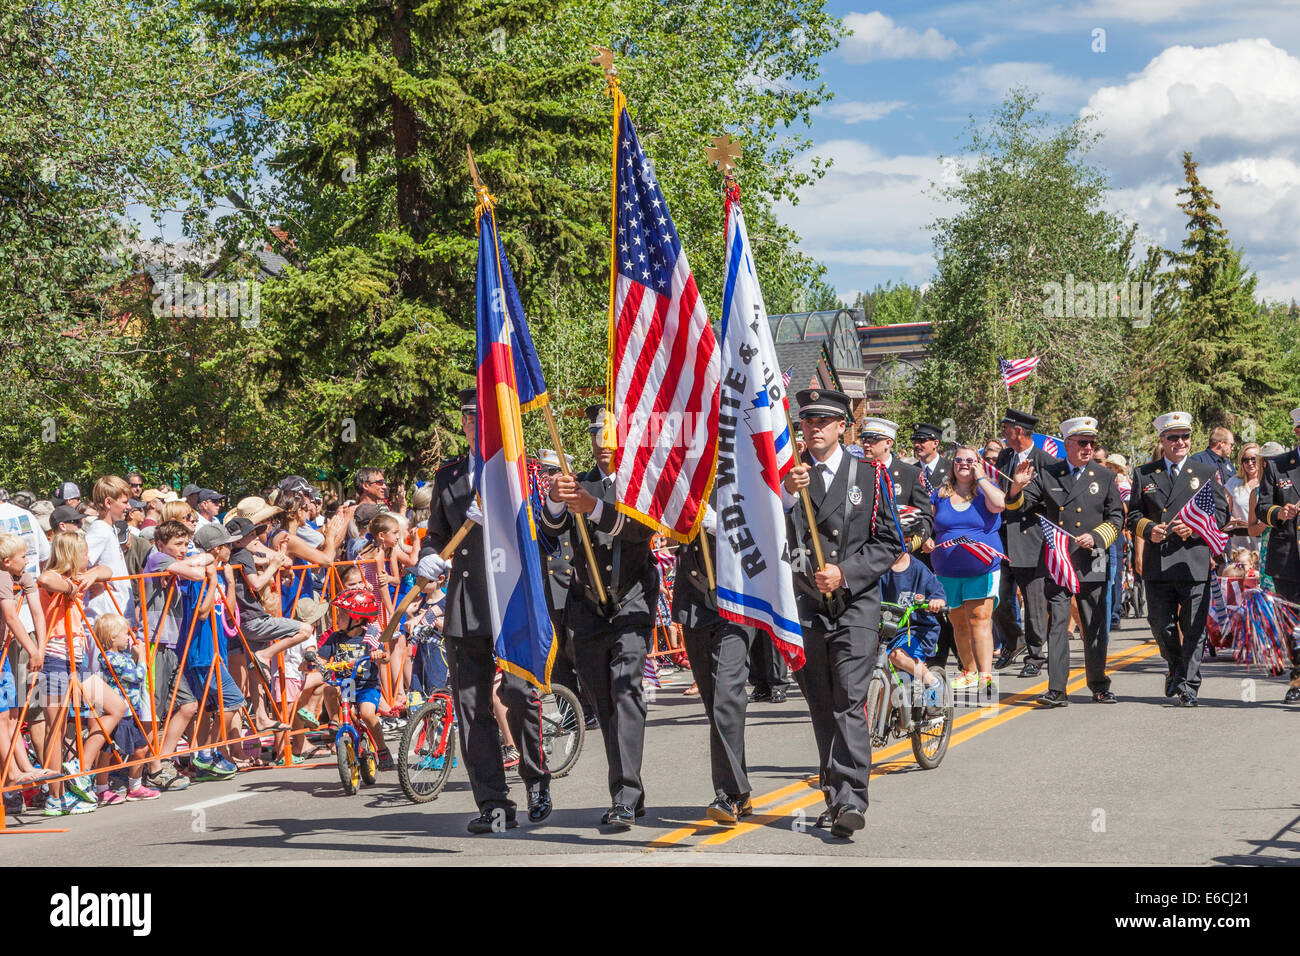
<box><xmin>417</xmin><ymin>554</ymin><xmax>450</xmax><ymax>581</ymax></box>
<box><xmin>466</xmin><ymin>500</ymin><xmax>484</xmax><ymax>526</ymax></box>
<box><xmin>701</xmin><ymin>504</ymin><xmax>717</xmax><ymax>535</ymax></box>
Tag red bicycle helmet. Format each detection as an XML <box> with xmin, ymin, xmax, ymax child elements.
<box><xmin>331</xmin><ymin>586</ymin><xmax>380</xmax><ymax>620</ymax></box>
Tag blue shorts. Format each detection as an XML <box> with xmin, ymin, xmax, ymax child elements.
<box><xmin>39</xmin><ymin>656</ymin><xmax>90</xmax><ymax>706</ymax></box>
<box><xmin>893</xmin><ymin>625</ymin><xmax>940</xmax><ymax>662</ymax></box>
<box><xmin>185</xmin><ymin>663</ymin><xmax>247</xmax><ymax>714</ymax></box>
<box><xmin>0</xmin><ymin>658</ymin><xmax>14</xmax><ymax>711</ymax></box>
<box><xmin>356</xmin><ymin>686</ymin><xmax>384</xmax><ymax>711</ymax></box>
<box><xmin>936</xmin><ymin>569</ymin><xmax>1001</xmax><ymax>608</ymax></box>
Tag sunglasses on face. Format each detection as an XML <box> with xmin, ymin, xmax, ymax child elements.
<box><xmin>1242</xmin><ymin>456</ymin><xmax>1258</xmax><ymax>462</ymax></box>
<box><xmin>952</xmin><ymin>457</ymin><xmax>978</xmax><ymax>465</ymax></box>
<box><xmin>1164</xmin><ymin>433</ymin><xmax>1192</xmax><ymax>443</ymax></box>
<box><xmin>1072</xmin><ymin>438</ymin><xmax>1097</xmax><ymax>447</ymax></box>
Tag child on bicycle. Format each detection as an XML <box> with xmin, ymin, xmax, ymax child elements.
<box><xmin>315</xmin><ymin>587</ymin><xmax>393</xmax><ymax>771</ymax></box>
<box><xmin>879</xmin><ymin>549</ymin><xmax>947</xmax><ymax>710</ymax></box>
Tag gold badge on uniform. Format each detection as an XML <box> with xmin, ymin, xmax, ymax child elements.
<box><xmin>1088</xmin><ymin>481</ymin><xmax>1099</xmax><ymax>495</ymax></box>
<box><xmin>1189</xmin><ymin>476</ymin><xmax>1200</xmax><ymax>490</ymax></box>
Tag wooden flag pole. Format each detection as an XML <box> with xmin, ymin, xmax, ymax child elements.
<box><xmin>783</xmin><ymin>405</ymin><xmax>827</xmax><ymax>574</ymax></box>
<box><xmin>700</xmin><ymin>527</ymin><xmax>716</xmax><ymax>591</ymax></box>
<box><xmin>542</xmin><ymin>404</ymin><xmax>610</xmax><ymax>607</ymax></box>
<box><xmin>377</xmin><ymin>517</ymin><xmax>475</xmax><ymax>646</ymax></box>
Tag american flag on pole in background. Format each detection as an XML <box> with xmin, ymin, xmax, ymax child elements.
<box><xmin>1177</xmin><ymin>481</ymin><xmax>1229</xmax><ymax>556</ymax></box>
<box><xmin>781</xmin><ymin>365</ymin><xmax>794</xmax><ymax>388</ymax></box>
<box><xmin>1039</xmin><ymin>516</ymin><xmax>1080</xmax><ymax>593</ymax></box>
<box><xmin>937</xmin><ymin>535</ymin><xmax>1006</xmax><ymax>566</ymax></box>
<box><xmin>1208</xmin><ymin>574</ymin><xmax>1229</xmax><ymax>631</ymax></box>
<box><xmin>472</xmin><ymin>193</ymin><xmax>556</xmax><ymax>689</ymax></box>
<box><xmin>607</xmin><ymin>85</ymin><xmax>719</xmax><ymax>542</ymax></box>
<box><xmin>999</xmin><ymin>355</ymin><xmax>1041</xmax><ymax>388</ymax></box>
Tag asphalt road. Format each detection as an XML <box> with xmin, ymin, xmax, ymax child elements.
<box><xmin>3</xmin><ymin>619</ymin><xmax>1296</xmax><ymax>866</ymax></box>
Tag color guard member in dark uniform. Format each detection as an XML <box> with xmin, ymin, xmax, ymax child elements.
<box><xmin>539</xmin><ymin>404</ymin><xmax>658</xmax><ymax>829</ymax></box>
<box><xmin>783</xmin><ymin>388</ymin><xmax>903</xmax><ymax>839</ymax></box>
<box><xmin>421</xmin><ymin>387</ymin><xmax>551</xmax><ymax>831</ymax></box>
<box><xmin>672</xmin><ymin>504</ymin><xmax>756</xmax><ymax>825</ymax></box>
<box><xmin>992</xmin><ymin>409</ymin><xmax>1060</xmax><ymax>674</ymax></box>
<box><xmin>860</xmin><ymin>417</ymin><xmax>933</xmax><ymax>554</ymax></box>
<box><xmin>1255</xmin><ymin>407</ymin><xmax>1300</xmax><ymax>703</ymax></box>
<box><xmin>1126</xmin><ymin>411</ymin><xmax>1229</xmax><ymax>707</ymax></box>
<box><xmin>534</xmin><ymin>448</ymin><xmax>594</xmax><ymax>722</ymax></box>
<box><xmin>1006</xmin><ymin>416</ymin><xmax>1125</xmax><ymax>705</ymax></box>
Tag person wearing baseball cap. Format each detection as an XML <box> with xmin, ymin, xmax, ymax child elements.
<box><xmin>781</xmin><ymin>386</ymin><xmax>903</xmax><ymax>839</ymax></box>
<box><xmin>1126</xmin><ymin>411</ymin><xmax>1229</xmax><ymax>706</ymax></box>
<box><xmin>1255</xmin><ymin>406</ymin><xmax>1300</xmax><ymax>702</ymax></box>
<box><xmin>53</xmin><ymin>482</ymin><xmax>81</xmax><ymax>509</ymax></box>
<box><xmin>194</xmin><ymin>489</ymin><xmax>225</xmax><ymax>529</ymax></box>
<box><xmin>991</xmin><ymin>408</ymin><xmax>1061</xmax><ymax>675</ymax></box>
<box><xmin>1006</xmin><ymin>416</ymin><xmax>1124</xmax><ymax>705</ymax></box>
<box><xmin>50</xmin><ymin>505</ymin><xmax>84</xmax><ymax>533</ymax></box>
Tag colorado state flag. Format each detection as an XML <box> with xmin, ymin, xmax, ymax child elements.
<box><xmin>474</xmin><ymin>196</ymin><xmax>556</xmax><ymax>689</ymax></box>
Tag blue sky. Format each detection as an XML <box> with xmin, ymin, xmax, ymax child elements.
<box><xmin>778</xmin><ymin>0</ymin><xmax>1300</xmax><ymax>304</ymax></box>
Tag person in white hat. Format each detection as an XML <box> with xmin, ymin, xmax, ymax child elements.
<box><xmin>1125</xmin><ymin>411</ymin><xmax>1229</xmax><ymax>706</ymax></box>
<box><xmin>858</xmin><ymin>416</ymin><xmax>933</xmax><ymax>555</ymax></box>
<box><xmin>1254</xmin><ymin>406</ymin><xmax>1300</xmax><ymax>702</ymax></box>
<box><xmin>1007</xmin><ymin>416</ymin><xmax>1125</xmax><ymax>705</ymax></box>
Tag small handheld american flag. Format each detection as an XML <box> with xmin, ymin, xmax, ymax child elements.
<box><xmin>1177</xmin><ymin>481</ymin><xmax>1228</xmax><ymax>556</ymax></box>
<box><xmin>937</xmin><ymin>535</ymin><xmax>1005</xmax><ymax>566</ymax></box>
<box><xmin>999</xmin><ymin>355</ymin><xmax>1040</xmax><ymax>388</ymax></box>
<box><xmin>1039</xmin><ymin>515</ymin><xmax>1080</xmax><ymax>593</ymax></box>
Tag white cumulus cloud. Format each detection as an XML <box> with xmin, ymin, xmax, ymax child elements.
<box><xmin>942</xmin><ymin>61</ymin><xmax>1089</xmax><ymax>110</ymax></box>
<box><xmin>841</xmin><ymin>11</ymin><xmax>960</xmax><ymax>62</ymax></box>
<box><xmin>816</xmin><ymin>99</ymin><xmax>908</xmax><ymax>123</ymax></box>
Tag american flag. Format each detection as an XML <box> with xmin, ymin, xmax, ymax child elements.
<box><xmin>937</xmin><ymin>535</ymin><xmax>1006</xmax><ymax>566</ymax></box>
<box><xmin>781</xmin><ymin>365</ymin><xmax>794</xmax><ymax>388</ymax></box>
<box><xmin>608</xmin><ymin>90</ymin><xmax>719</xmax><ymax>542</ymax></box>
<box><xmin>999</xmin><ymin>355</ymin><xmax>1040</xmax><ymax>388</ymax></box>
<box><xmin>1208</xmin><ymin>574</ymin><xmax>1229</xmax><ymax>630</ymax></box>
<box><xmin>1177</xmin><ymin>481</ymin><xmax>1228</xmax><ymax>555</ymax></box>
<box><xmin>1039</xmin><ymin>516</ymin><xmax>1080</xmax><ymax>593</ymax></box>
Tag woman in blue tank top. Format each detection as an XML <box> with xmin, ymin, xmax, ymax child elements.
<box><xmin>923</xmin><ymin>445</ymin><xmax>1007</xmax><ymax>693</ymax></box>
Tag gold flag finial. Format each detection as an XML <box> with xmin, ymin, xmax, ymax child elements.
<box><xmin>591</xmin><ymin>44</ymin><xmax>619</xmax><ymax>94</ymax></box>
<box><xmin>706</xmin><ymin>135</ymin><xmax>742</xmax><ymax>174</ymax></box>
<box><xmin>467</xmin><ymin>145</ymin><xmax>495</xmax><ymax>221</ymax></box>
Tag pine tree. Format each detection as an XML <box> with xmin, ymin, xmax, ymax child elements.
<box><xmin>1135</xmin><ymin>152</ymin><xmax>1282</xmax><ymax>432</ymax></box>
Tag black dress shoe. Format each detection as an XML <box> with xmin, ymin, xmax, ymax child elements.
<box><xmin>814</xmin><ymin>808</ymin><xmax>834</xmax><ymax>829</ymax></box>
<box><xmin>1164</xmin><ymin>674</ymin><xmax>1179</xmax><ymax>698</ymax></box>
<box><xmin>706</xmin><ymin>796</ymin><xmax>739</xmax><ymax>826</ymax></box>
<box><xmin>1018</xmin><ymin>660</ymin><xmax>1042</xmax><ymax>678</ymax></box>
<box><xmin>748</xmin><ymin>688</ymin><xmax>772</xmax><ymax>703</ymax></box>
<box><xmin>467</xmin><ymin>809</ymin><xmax>518</xmax><ymax>834</ymax></box>
<box><xmin>830</xmin><ymin>805</ymin><xmax>866</xmax><ymax>839</ymax></box>
<box><xmin>584</xmin><ymin>712</ymin><xmax>600</xmax><ymax>730</ymax></box>
<box><xmin>736</xmin><ymin>795</ymin><xmax>753</xmax><ymax>818</ymax></box>
<box><xmin>1284</xmin><ymin>686</ymin><xmax>1300</xmax><ymax>704</ymax></box>
<box><xmin>527</xmin><ymin>789</ymin><xmax>552</xmax><ymax>823</ymax></box>
<box><xmin>1036</xmin><ymin>689</ymin><xmax>1068</xmax><ymax>707</ymax></box>
<box><xmin>1092</xmin><ymin>690</ymin><xmax>1118</xmax><ymax>704</ymax></box>
<box><xmin>994</xmin><ymin>642</ymin><xmax>1022</xmax><ymax>670</ymax></box>
<box><xmin>601</xmin><ymin>803</ymin><xmax>636</xmax><ymax>829</ymax></box>
<box><xmin>769</xmin><ymin>687</ymin><xmax>788</xmax><ymax>704</ymax></box>
<box><xmin>1178</xmin><ymin>692</ymin><xmax>1198</xmax><ymax>707</ymax></box>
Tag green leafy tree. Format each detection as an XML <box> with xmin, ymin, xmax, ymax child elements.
<box><xmin>898</xmin><ymin>89</ymin><xmax>1132</xmax><ymax>442</ymax></box>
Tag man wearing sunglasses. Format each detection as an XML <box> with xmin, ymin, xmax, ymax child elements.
<box><xmin>859</xmin><ymin>417</ymin><xmax>933</xmax><ymax>554</ymax></box>
<box><xmin>1254</xmin><ymin>406</ymin><xmax>1300</xmax><ymax>703</ymax></box>
<box><xmin>1006</xmin><ymin>417</ymin><xmax>1125</xmax><ymax>705</ymax></box>
<box><xmin>1126</xmin><ymin>412</ymin><xmax>1229</xmax><ymax>707</ymax></box>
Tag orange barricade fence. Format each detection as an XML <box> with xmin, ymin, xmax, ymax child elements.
<box><xmin>0</xmin><ymin>525</ymin><xmax>431</xmax><ymax>829</ymax></box>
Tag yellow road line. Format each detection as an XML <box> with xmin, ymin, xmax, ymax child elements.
<box><xmin>647</xmin><ymin>640</ymin><xmax>1159</xmax><ymax>851</ymax></box>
